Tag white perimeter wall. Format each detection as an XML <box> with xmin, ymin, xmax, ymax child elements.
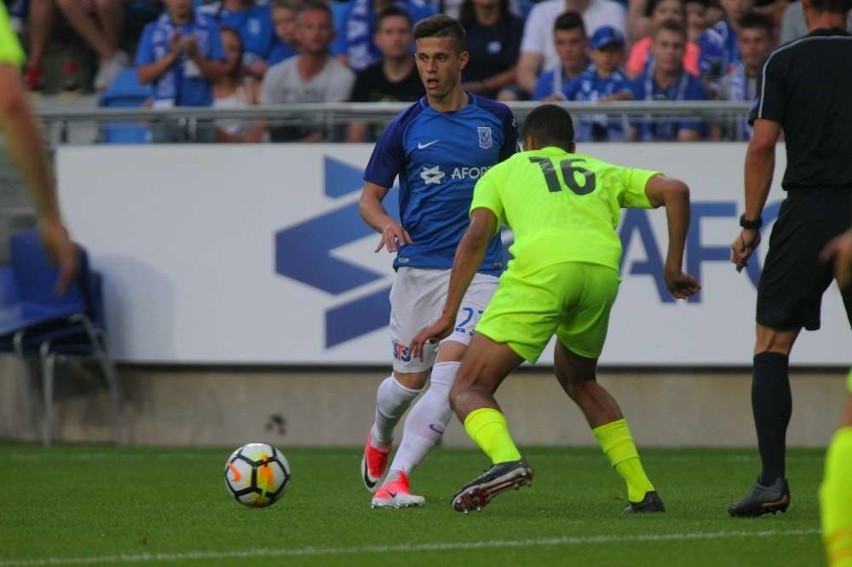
<box><xmin>56</xmin><ymin>143</ymin><xmax>850</xmax><ymax>366</ymax></box>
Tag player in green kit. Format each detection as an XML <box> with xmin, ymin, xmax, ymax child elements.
<box><xmin>819</xmin><ymin>229</ymin><xmax>852</xmax><ymax>567</ymax></box>
<box><xmin>411</xmin><ymin>103</ymin><xmax>700</xmax><ymax>513</ymax></box>
<box><xmin>0</xmin><ymin>4</ymin><xmax>77</xmax><ymax>292</ymax></box>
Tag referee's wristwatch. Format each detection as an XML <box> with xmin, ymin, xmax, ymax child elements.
<box><xmin>739</xmin><ymin>215</ymin><xmax>762</xmax><ymax>230</ymax></box>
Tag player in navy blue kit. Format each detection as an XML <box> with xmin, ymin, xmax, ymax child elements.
<box><xmin>357</xmin><ymin>13</ymin><xmax>518</xmax><ymax>508</ymax></box>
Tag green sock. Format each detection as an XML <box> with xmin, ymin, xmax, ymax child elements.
<box><xmin>821</xmin><ymin>426</ymin><xmax>852</xmax><ymax>567</ymax></box>
<box><xmin>463</xmin><ymin>408</ymin><xmax>522</xmax><ymax>464</ymax></box>
<box><xmin>593</xmin><ymin>418</ymin><xmax>654</xmax><ymax>503</ymax></box>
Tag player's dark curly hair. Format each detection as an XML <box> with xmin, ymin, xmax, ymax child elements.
<box><xmin>413</xmin><ymin>14</ymin><xmax>467</xmax><ymax>53</ymax></box>
<box><xmin>523</xmin><ymin>104</ymin><xmax>575</xmax><ymax>149</ymax></box>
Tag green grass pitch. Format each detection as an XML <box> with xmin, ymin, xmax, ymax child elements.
<box><xmin>0</xmin><ymin>444</ymin><xmax>826</xmax><ymax>566</ymax></box>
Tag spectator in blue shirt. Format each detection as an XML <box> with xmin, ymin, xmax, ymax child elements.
<box><xmin>200</xmin><ymin>0</ymin><xmax>276</xmax><ymax>80</ymax></box>
<box><xmin>342</xmin><ymin>0</ymin><xmax>438</xmax><ymax>71</ymax></box>
<box><xmin>717</xmin><ymin>12</ymin><xmax>774</xmax><ymax>140</ymax></box>
<box><xmin>136</xmin><ymin>0</ymin><xmax>228</xmax><ymax>142</ymax></box>
<box><xmin>563</xmin><ymin>25</ymin><xmax>632</xmax><ymax>141</ymax></box>
<box><xmin>697</xmin><ymin>0</ymin><xmax>746</xmax><ymax>98</ymax></box>
<box><xmin>267</xmin><ymin>0</ymin><xmax>299</xmax><ymax>66</ymax></box>
<box><xmin>630</xmin><ymin>18</ymin><xmax>709</xmax><ymax>141</ymax></box>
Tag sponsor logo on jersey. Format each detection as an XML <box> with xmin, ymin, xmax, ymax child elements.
<box><xmin>417</xmin><ymin>139</ymin><xmax>439</xmax><ymax>150</ymax></box>
<box><xmin>420</xmin><ymin>165</ymin><xmax>490</xmax><ymax>185</ymax></box>
<box><xmin>392</xmin><ymin>341</ymin><xmax>412</xmax><ymax>362</ymax></box>
<box><xmin>421</xmin><ymin>165</ymin><xmax>445</xmax><ymax>185</ymax></box>
<box><xmin>451</xmin><ymin>166</ymin><xmax>489</xmax><ymax>180</ymax></box>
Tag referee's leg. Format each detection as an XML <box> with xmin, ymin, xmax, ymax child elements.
<box><xmin>728</xmin><ymin>324</ymin><xmax>798</xmax><ymax>517</ymax></box>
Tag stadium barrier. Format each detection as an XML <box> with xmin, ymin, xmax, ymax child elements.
<box><xmin>0</xmin><ymin>101</ymin><xmax>845</xmax><ymax>446</ymax></box>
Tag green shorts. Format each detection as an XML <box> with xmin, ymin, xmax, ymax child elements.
<box><xmin>476</xmin><ymin>262</ymin><xmax>620</xmax><ymax>363</ymax></box>
<box><xmin>847</xmin><ymin>368</ymin><xmax>852</xmax><ymax>394</ymax></box>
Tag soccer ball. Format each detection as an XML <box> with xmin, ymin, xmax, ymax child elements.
<box><xmin>224</xmin><ymin>443</ymin><xmax>291</xmax><ymax>507</ymax></box>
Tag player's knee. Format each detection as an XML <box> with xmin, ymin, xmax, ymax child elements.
<box><xmin>449</xmin><ymin>378</ymin><xmax>477</xmax><ymax>417</ymax></box>
<box><xmin>448</xmin><ymin>387</ymin><xmax>465</xmax><ymax>416</ymax></box>
<box><xmin>557</xmin><ymin>368</ymin><xmax>597</xmax><ymax>400</ymax></box>
<box><xmin>754</xmin><ymin>323</ymin><xmax>798</xmax><ymax>354</ymax></box>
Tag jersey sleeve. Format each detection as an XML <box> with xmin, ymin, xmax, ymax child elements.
<box><xmin>363</xmin><ymin>113</ymin><xmax>407</xmax><ymax>188</ymax></box>
<box><xmin>749</xmin><ymin>52</ymin><xmax>783</xmax><ymax>125</ymax></box>
<box><xmin>0</xmin><ymin>5</ymin><xmax>24</xmax><ymax>67</ymax></box>
<box><xmin>618</xmin><ymin>167</ymin><xmax>659</xmax><ymax>209</ymax></box>
<box><xmin>470</xmin><ymin>165</ymin><xmax>506</xmax><ymax>234</ymax></box>
<box><xmin>135</xmin><ymin>24</ymin><xmax>156</xmax><ymax>66</ymax></box>
<box><xmin>500</xmin><ymin>109</ymin><xmax>520</xmax><ymax>161</ymax></box>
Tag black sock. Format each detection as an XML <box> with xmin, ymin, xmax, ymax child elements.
<box><xmin>751</xmin><ymin>352</ymin><xmax>791</xmax><ymax>485</ymax></box>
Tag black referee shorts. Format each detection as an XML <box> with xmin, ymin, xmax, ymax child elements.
<box><xmin>756</xmin><ymin>187</ymin><xmax>852</xmax><ymax>331</ymax></box>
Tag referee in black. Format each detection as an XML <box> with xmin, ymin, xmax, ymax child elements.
<box><xmin>728</xmin><ymin>0</ymin><xmax>852</xmax><ymax>518</ymax></box>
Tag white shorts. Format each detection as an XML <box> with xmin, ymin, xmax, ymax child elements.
<box><xmin>389</xmin><ymin>267</ymin><xmax>499</xmax><ymax>373</ymax></box>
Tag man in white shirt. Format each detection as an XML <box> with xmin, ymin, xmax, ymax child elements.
<box><xmin>260</xmin><ymin>0</ymin><xmax>355</xmax><ymax>141</ymax></box>
<box><xmin>514</xmin><ymin>0</ymin><xmax>626</xmax><ymax>97</ymax></box>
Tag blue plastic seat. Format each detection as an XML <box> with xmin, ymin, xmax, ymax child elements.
<box><xmin>98</xmin><ymin>67</ymin><xmax>152</xmax><ymax>144</ymax></box>
<box><xmin>0</xmin><ymin>228</ymin><xmax>123</xmax><ymax>445</ymax></box>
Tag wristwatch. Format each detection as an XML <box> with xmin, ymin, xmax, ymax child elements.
<box><xmin>739</xmin><ymin>214</ymin><xmax>762</xmax><ymax>230</ymax></box>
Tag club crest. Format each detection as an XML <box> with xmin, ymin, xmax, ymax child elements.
<box><xmin>477</xmin><ymin>127</ymin><xmax>493</xmax><ymax>149</ymax></box>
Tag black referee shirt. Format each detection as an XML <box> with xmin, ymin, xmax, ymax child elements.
<box><xmin>749</xmin><ymin>28</ymin><xmax>852</xmax><ymax>191</ymax></box>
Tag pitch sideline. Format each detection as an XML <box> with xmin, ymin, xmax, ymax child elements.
<box><xmin>0</xmin><ymin>528</ymin><xmax>821</xmax><ymax>566</ymax></box>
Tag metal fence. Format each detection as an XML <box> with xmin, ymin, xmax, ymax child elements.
<box><xmin>34</xmin><ymin>100</ymin><xmax>754</xmax><ymax>145</ymax></box>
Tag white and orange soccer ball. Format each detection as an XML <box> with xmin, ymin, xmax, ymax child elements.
<box><xmin>224</xmin><ymin>443</ymin><xmax>291</xmax><ymax>507</ymax></box>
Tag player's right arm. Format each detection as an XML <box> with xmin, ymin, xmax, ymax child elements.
<box><xmin>644</xmin><ymin>174</ymin><xmax>701</xmax><ymax>299</ymax></box>
<box><xmin>358</xmin><ymin>181</ymin><xmax>412</xmax><ymax>253</ymax></box>
<box><xmin>359</xmin><ymin>108</ymin><xmax>413</xmax><ymax>253</ymax></box>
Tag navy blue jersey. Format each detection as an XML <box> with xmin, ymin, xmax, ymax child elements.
<box><xmin>364</xmin><ymin>94</ymin><xmax>518</xmax><ymax>275</ymax></box>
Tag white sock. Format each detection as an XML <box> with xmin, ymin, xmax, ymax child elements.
<box><xmin>371</xmin><ymin>376</ymin><xmax>421</xmax><ymax>447</ymax></box>
<box><xmin>389</xmin><ymin>361</ymin><xmax>459</xmax><ymax>475</ymax></box>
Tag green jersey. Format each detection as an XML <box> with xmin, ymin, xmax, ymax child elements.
<box><xmin>471</xmin><ymin>146</ymin><xmax>659</xmax><ymax>273</ymax></box>
<box><xmin>0</xmin><ymin>5</ymin><xmax>24</xmax><ymax>67</ymax></box>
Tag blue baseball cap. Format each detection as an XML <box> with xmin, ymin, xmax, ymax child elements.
<box><xmin>590</xmin><ymin>26</ymin><xmax>625</xmax><ymax>50</ymax></box>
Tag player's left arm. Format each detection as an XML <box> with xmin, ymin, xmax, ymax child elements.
<box><xmin>410</xmin><ymin>207</ymin><xmax>497</xmax><ymax>359</ymax></box>
<box><xmin>644</xmin><ymin>174</ymin><xmax>701</xmax><ymax>299</ymax></box>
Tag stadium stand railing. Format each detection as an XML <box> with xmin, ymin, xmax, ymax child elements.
<box><xmin>33</xmin><ymin>100</ymin><xmax>753</xmax><ymax>145</ymax></box>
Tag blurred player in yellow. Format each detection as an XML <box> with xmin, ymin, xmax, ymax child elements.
<box><xmin>820</xmin><ymin>228</ymin><xmax>852</xmax><ymax>567</ymax></box>
<box><xmin>411</xmin><ymin>103</ymin><xmax>700</xmax><ymax>513</ymax></box>
<box><xmin>0</xmin><ymin>3</ymin><xmax>76</xmax><ymax>292</ymax></box>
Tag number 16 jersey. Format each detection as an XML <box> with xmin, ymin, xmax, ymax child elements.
<box><xmin>472</xmin><ymin>147</ymin><xmax>659</xmax><ymax>274</ymax></box>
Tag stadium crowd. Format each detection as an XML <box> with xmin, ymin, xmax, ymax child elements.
<box><xmin>6</xmin><ymin>0</ymin><xmax>848</xmax><ymax>142</ymax></box>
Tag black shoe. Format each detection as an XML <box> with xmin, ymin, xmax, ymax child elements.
<box><xmin>728</xmin><ymin>477</ymin><xmax>790</xmax><ymax>517</ymax></box>
<box><xmin>623</xmin><ymin>490</ymin><xmax>666</xmax><ymax>514</ymax></box>
<box><xmin>451</xmin><ymin>458</ymin><xmax>533</xmax><ymax>513</ymax></box>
